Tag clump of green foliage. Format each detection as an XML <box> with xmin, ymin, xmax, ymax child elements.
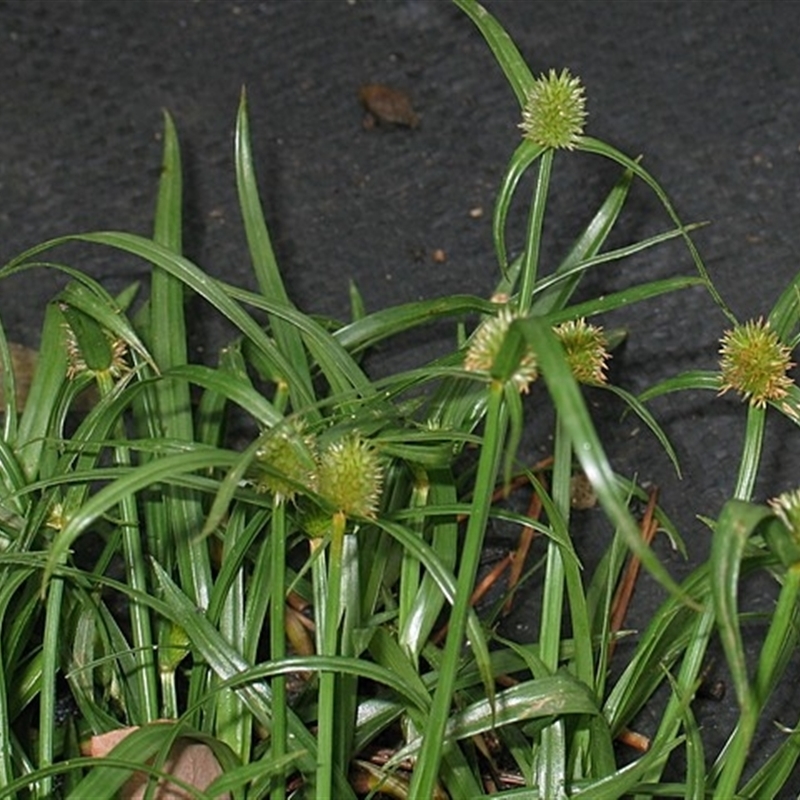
<box><xmin>1</xmin><ymin>1</ymin><xmax>800</xmax><ymax>798</ymax></box>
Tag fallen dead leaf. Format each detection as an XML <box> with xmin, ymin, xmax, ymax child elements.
<box><xmin>358</xmin><ymin>83</ymin><xmax>420</xmax><ymax>129</ymax></box>
<box><xmin>0</xmin><ymin>342</ymin><xmax>38</xmax><ymax>411</ymax></box>
<box><xmin>84</xmin><ymin>726</ymin><xmax>230</xmax><ymax>800</ymax></box>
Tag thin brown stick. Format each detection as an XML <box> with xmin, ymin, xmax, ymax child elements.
<box><xmin>432</xmin><ymin>552</ymin><xmax>514</xmax><ymax>644</ymax></box>
<box><xmin>456</xmin><ymin>456</ymin><xmax>554</xmax><ymax>522</ymax></box>
<box><xmin>503</xmin><ymin>484</ymin><xmax>544</xmax><ymax>616</ymax></box>
<box><xmin>608</xmin><ymin>486</ymin><xmax>659</xmax><ymax>659</ymax></box>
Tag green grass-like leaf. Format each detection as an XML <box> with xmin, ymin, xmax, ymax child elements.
<box><xmin>2</xmin><ymin>3</ymin><xmax>799</xmax><ymax>795</ymax></box>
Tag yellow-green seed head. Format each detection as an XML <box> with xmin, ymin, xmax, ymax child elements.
<box><xmin>718</xmin><ymin>318</ymin><xmax>794</xmax><ymax>408</ymax></box>
<box><xmin>249</xmin><ymin>423</ymin><xmax>318</xmax><ymax>502</ymax></box>
<box><xmin>317</xmin><ymin>433</ymin><xmax>383</xmax><ymax>519</ymax></box>
<box><xmin>64</xmin><ymin>325</ymin><xmax>129</xmax><ymax>382</ymax></box>
<box><xmin>46</xmin><ymin>501</ymin><xmax>67</xmax><ymax>532</ymax></box>
<box><xmin>464</xmin><ymin>307</ymin><xmax>538</xmax><ymax>393</ymax></box>
<box><xmin>770</xmin><ymin>488</ymin><xmax>800</xmax><ymax>540</ymax></box>
<box><xmin>520</xmin><ymin>68</ymin><xmax>587</xmax><ymax>150</ymax></box>
<box><xmin>554</xmin><ymin>318</ymin><xmax>610</xmax><ymax>385</ymax></box>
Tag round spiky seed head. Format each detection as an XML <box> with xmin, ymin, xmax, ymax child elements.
<box><xmin>464</xmin><ymin>307</ymin><xmax>538</xmax><ymax>393</ymax></box>
<box><xmin>520</xmin><ymin>68</ymin><xmax>587</xmax><ymax>150</ymax></box>
<box><xmin>718</xmin><ymin>318</ymin><xmax>794</xmax><ymax>408</ymax></box>
<box><xmin>249</xmin><ymin>422</ymin><xmax>318</xmax><ymax>502</ymax></box>
<box><xmin>317</xmin><ymin>433</ymin><xmax>383</xmax><ymax>519</ymax></box>
<box><xmin>554</xmin><ymin>318</ymin><xmax>610</xmax><ymax>385</ymax></box>
<box><xmin>770</xmin><ymin>488</ymin><xmax>800</xmax><ymax>540</ymax></box>
<box><xmin>65</xmin><ymin>325</ymin><xmax>129</xmax><ymax>382</ymax></box>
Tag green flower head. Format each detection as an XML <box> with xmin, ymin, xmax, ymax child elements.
<box><xmin>464</xmin><ymin>307</ymin><xmax>538</xmax><ymax>393</ymax></box>
<box><xmin>554</xmin><ymin>318</ymin><xmax>610</xmax><ymax>385</ymax></box>
<box><xmin>766</xmin><ymin>488</ymin><xmax>800</xmax><ymax>567</ymax></box>
<box><xmin>718</xmin><ymin>318</ymin><xmax>794</xmax><ymax>408</ymax></box>
<box><xmin>317</xmin><ymin>433</ymin><xmax>383</xmax><ymax>519</ymax></box>
<box><xmin>64</xmin><ymin>325</ymin><xmax>129</xmax><ymax>382</ymax></box>
<box><xmin>520</xmin><ymin>68</ymin><xmax>587</xmax><ymax>150</ymax></box>
<box><xmin>249</xmin><ymin>422</ymin><xmax>318</xmax><ymax>502</ymax></box>
<box><xmin>770</xmin><ymin>488</ymin><xmax>800</xmax><ymax>540</ymax></box>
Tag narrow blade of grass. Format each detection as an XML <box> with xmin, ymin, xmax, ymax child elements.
<box><xmin>531</xmin><ymin>165</ymin><xmax>634</xmax><ymax>316</ymax></box>
<box><xmin>451</xmin><ymin>0</ymin><xmax>535</xmax><ymax>107</ymax></box>
<box><xmin>493</xmin><ymin>139</ymin><xmax>546</xmax><ymax>271</ymax></box>
<box><xmin>408</xmin><ymin>381</ymin><xmax>506</xmax><ymax>798</ymax></box>
<box><xmin>14</xmin><ymin>303</ymin><xmax>69</xmax><ymax>481</ymax></box>
<box><xmin>709</xmin><ymin>499</ymin><xmax>772</xmax><ymax>797</ymax></box>
<box><xmin>520</xmin><ymin>317</ymin><xmax>694</xmax><ymax>604</ymax></box>
<box><xmin>235</xmin><ymin>89</ymin><xmax>316</xmax><ymax>416</ymax></box>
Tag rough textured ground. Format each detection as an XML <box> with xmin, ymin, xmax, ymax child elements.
<box><xmin>2</xmin><ymin>0</ymin><xmax>800</xmax><ymax>792</ymax></box>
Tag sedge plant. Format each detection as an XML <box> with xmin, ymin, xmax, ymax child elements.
<box><xmin>0</xmin><ymin>1</ymin><xmax>798</xmax><ymax>798</ymax></box>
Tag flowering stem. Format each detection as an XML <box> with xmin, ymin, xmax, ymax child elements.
<box><xmin>734</xmin><ymin>404</ymin><xmax>765</xmax><ymax>501</ymax></box>
<box><xmin>535</xmin><ymin>412</ymin><xmax>570</xmax><ymax>793</ymax></box>
<box><xmin>409</xmin><ymin>380</ymin><xmax>507</xmax><ymax>798</ymax></box>
<box><xmin>518</xmin><ymin>148</ymin><xmax>553</xmax><ymax>313</ymax></box>
<box><xmin>270</xmin><ymin>497</ymin><xmax>288</xmax><ymax>800</ymax></box>
<box><xmin>316</xmin><ymin>510</ymin><xmax>347</xmax><ymax>798</ymax></box>
<box><xmin>398</xmin><ymin>468</ymin><xmax>430</xmax><ymax>663</ymax></box>
<box><xmin>37</xmin><ymin>576</ymin><xmax>64</xmax><ymax>798</ymax></box>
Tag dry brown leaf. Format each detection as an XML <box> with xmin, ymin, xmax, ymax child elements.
<box><xmin>84</xmin><ymin>726</ymin><xmax>230</xmax><ymax>800</ymax></box>
<box><xmin>0</xmin><ymin>342</ymin><xmax>38</xmax><ymax>411</ymax></box>
<box><xmin>358</xmin><ymin>83</ymin><xmax>420</xmax><ymax>129</ymax></box>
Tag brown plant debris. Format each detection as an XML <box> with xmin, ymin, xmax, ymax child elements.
<box><xmin>84</xmin><ymin>725</ymin><xmax>229</xmax><ymax>800</ymax></box>
<box><xmin>359</xmin><ymin>83</ymin><xmax>420</xmax><ymax>129</ymax></box>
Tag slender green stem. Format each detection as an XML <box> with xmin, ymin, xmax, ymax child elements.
<box><xmin>409</xmin><ymin>381</ymin><xmax>507</xmax><ymax>798</ymax></box>
<box><xmin>711</xmin><ymin>687</ymin><xmax>756</xmax><ymax>794</ymax></box>
<box><xmin>36</xmin><ymin>577</ymin><xmax>63</xmax><ymax>799</ymax></box>
<box><xmin>0</xmin><ymin>571</ymin><xmax>30</xmax><ymax>789</ymax></box>
<box><xmin>518</xmin><ymin>148</ymin><xmax>554</xmax><ymax>312</ymax></box>
<box><xmin>563</xmin><ymin>537</ymin><xmax>600</xmax><ymax>780</ymax></box>
<box><xmin>337</xmin><ymin>532</ymin><xmax>360</xmax><ymax>770</ymax></box>
<box><xmin>116</xmin><ymin>488</ymin><xmax>159</xmax><ymax>723</ymax></box>
<box><xmin>316</xmin><ymin>511</ymin><xmax>347</xmax><ymax>798</ymax></box>
<box><xmin>733</xmin><ymin>404</ymin><xmax>765</xmax><ymax>501</ymax></box>
<box><xmin>270</xmin><ymin>498</ymin><xmax>287</xmax><ymax>800</ymax></box>
<box><xmin>536</xmin><ymin>413</ymin><xmax>570</xmax><ymax>795</ymax></box>
<box><xmin>398</xmin><ymin>468</ymin><xmax>430</xmax><ymax>663</ymax></box>
<box><xmin>713</xmin><ymin>563</ymin><xmax>800</xmax><ymax>797</ymax></box>
<box><xmin>216</xmin><ymin>510</ymin><xmax>248</xmax><ymax>759</ymax></box>
<box><xmin>754</xmin><ymin>563</ymin><xmax>800</xmax><ymax>702</ymax></box>
<box><xmin>542</xmin><ymin>416</ymin><xmax>572</xmax><ymax>662</ymax></box>
<box><xmin>97</xmin><ymin>370</ymin><xmax>159</xmax><ymax>723</ymax></box>
<box><xmin>643</xmin><ymin>600</ymin><xmax>715</xmax><ymax>790</ymax></box>
<box><xmin>160</xmin><ymin>665</ymin><xmax>179</xmax><ymax>720</ymax></box>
